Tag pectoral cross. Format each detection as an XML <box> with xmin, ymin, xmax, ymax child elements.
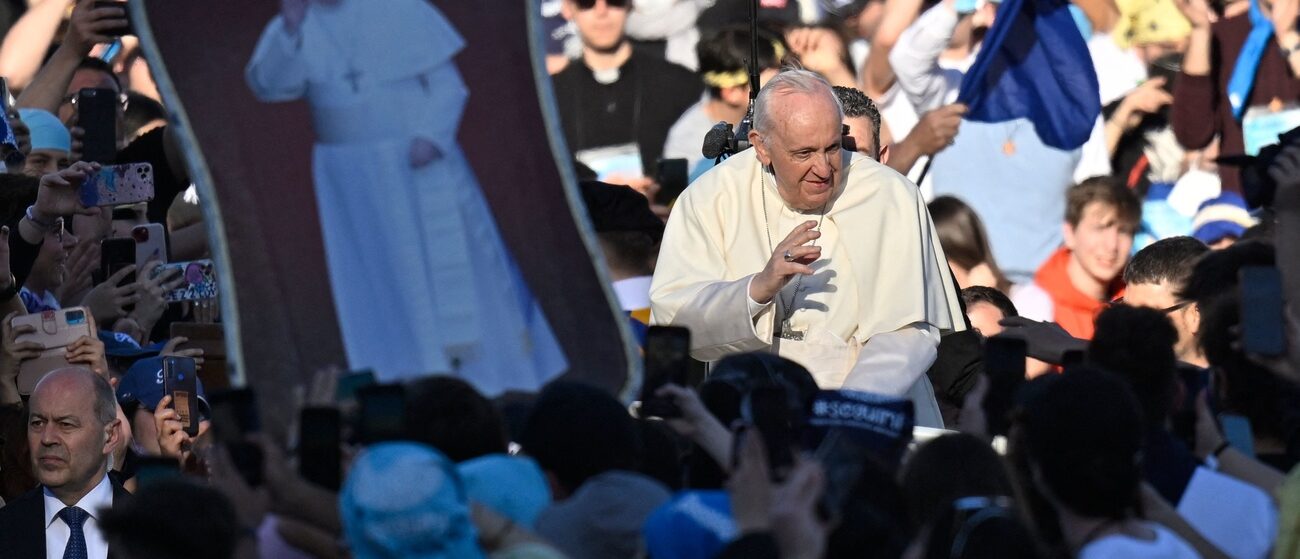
<box><xmin>779</xmin><ymin>319</ymin><xmax>805</xmax><ymax>341</ymax></box>
<box><xmin>344</xmin><ymin>67</ymin><xmax>362</xmax><ymax>93</ymax></box>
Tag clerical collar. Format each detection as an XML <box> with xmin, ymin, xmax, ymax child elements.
<box><xmin>593</xmin><ymin>67</ymin><xmax>620</xmax><ymax>85</ymax></box>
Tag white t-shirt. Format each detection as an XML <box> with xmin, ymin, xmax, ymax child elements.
<box><xmin>1176</xmin><ymin>467</ymin><xmax>1278</xmax><ymax>559</ymax></box>
<box><xmin>1079</xmin><ymin>523</ymin><xmax>1201</xmax><ymax>559</ymax></box>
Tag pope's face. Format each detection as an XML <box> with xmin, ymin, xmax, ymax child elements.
<box><xmin>753</xmin><ymin>91</ymin><xmax>843</xmax><ymax>211</ymax></box>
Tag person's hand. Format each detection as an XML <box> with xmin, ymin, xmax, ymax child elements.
<box><xmin>409</xmin><ymin>137</ymin><xmax>444</xmax><ymax>169</ymax></box>
<box><xmin>0</xmin><ymin>312</ymin><xmax>41</xmax><ymax>397</ymax></box>
<box><xmin>1173</xmin><ymin>0</ymin><xmax>1217</xmax><ymax>28</ymax></box>
<box><xmin>154</xmin><ymin>394</ymin><xmax>193</xmax><ymax>461</ymax></box>
<box><xmin>54</xmin><ymin>239</ymin><xmax>98</xmax><ymax>306</ymax></box>
<box><xmin>65</xmin><ymin>335</ymin><xmax>108</xmax><ymax>377</ymax></box>
<box><xmin>750</xmin><ymin>221</ymin><xmax>821</xmax><ymax>304</ymax></box>
<box><xmin>654</xmin><ymin>383</ymin><xmax>717</xmax><ymax>439</ymax></box>
<box><xmin>80</xmin><ymin>265</ymin><xmax>141</xmax><ymax>324</ymax></box>
<box><xmin>996</xmin><ymin>317</ymin><xmax>1088</xmax><ymax>364</ymax></box>
<box><xmin>128</xmin><ymin>259</ymin><xmax>182</xmax><ymax>334</ymax></box>
<box><xmin>900</xmin><ymin>104</ymin><xmax>966</xmax><ymax>156</ymax></box>
<box><xmin>1192</xmin><ymin>389</ymin><xmax>1226</xmax><ymax>460</ymax></box>
<box><xmin>208</xmin><ymin>442</ymin><xmax>272</xmax><ymax>534</ymax></box>
<box><xmin>33</xmin><ymin>162</ymin><xmax>102</xmax><ymax>224</ymax></box>
<box><xmin>8</xmin><ymin>111</ymin><xmax>30</xmax><ymax>157</ymax></box>
<box><xmin>1114</xmin><ymin>78</ymin><xmax>1173</xmax><ymax>131</ymax></box>
<box><xmin>786</xmin><ymin>27</ymin><xmax>850</xmax><ymax>79</ymax></box>
<box><xmin>160</xmin><ymin>336</ymin><xmax>205</xmax><ymax>368</ymax></box>
<box><xmin>63</xmin><ymin>0</ymin><xmax>128</xmax><ymax>56</ymax></box>
<box><xmin>280</xmin><ymin>0</ymin><xmax>311</xmax><ymax>34</ymax></box>
<box><xmin>769</xmin><ymin>458</ymin><xmax>829</xmax><ymax>559</ymax></box>
<box><xmin>727</xmin><ymin>427</ymin><xmax>773</xmax><ymax>534</ymax></box>
<box><xmin>1271</xmin><ymin>0</ymin><xmax>1298</xmax><ymax>36</ymax></box>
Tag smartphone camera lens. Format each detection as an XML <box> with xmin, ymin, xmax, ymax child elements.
<box><xmin>132</xmin><ymin>227</ymin><xmax>149</xmax><ymax>242</ymax></box>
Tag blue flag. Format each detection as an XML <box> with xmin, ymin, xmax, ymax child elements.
<box><xmin>957</xmin><ymin>0</ymin><xmax>1100</xmax><ymax>151</ymax></box>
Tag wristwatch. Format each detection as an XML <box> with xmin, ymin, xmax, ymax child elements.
<box><xmin>1203</xmin><ymin>441</ymin><xmax>1230</xmax><ymax>471</ymax></box>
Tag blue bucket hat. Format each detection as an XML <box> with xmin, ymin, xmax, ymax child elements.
<box><xmin>457</xmin><ymin>454</ymin><xmax>551</xmax><ymax>528</ymax></box>
<box><xmin>341</xmin><ymin>443</ymin><xmax>485</xmax><ymax>559</ymax></box>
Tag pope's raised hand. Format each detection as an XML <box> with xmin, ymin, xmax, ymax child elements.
<box><xmin>749</xmin><ymin>220</ymin><xmax>821</xmax><ymax>305</ymax></box>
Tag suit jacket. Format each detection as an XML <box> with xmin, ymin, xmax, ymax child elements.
<box><xmin>0</xmin><ymin>477</ymin><xmax>130</xmax><ymax>559</ymax></box>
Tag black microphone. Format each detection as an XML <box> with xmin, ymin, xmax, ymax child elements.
<box><xmin>702</xmin><ymin>121</ymin><xmax>735</xmax><ymax>160</ymax></box>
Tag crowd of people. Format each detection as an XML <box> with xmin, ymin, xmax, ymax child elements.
<box><xmin>0</xmin><ymin>0</ymin><xmax>1294</xmax><ymax>558</ymax></box>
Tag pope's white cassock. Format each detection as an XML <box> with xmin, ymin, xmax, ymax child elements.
<box><xmin>650</xmin><ymin>148</ymin><xmax>963</xmax><ymax>426</ymax></box>
<box><xmin>245</xmin><ymin>0</ymin><xmax>566</xmax><ymax>396</ymax></box>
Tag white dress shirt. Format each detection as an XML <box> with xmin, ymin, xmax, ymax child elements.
<box><xmin>44</xmin><ymin>473</ymin><xmax>113</xmax><ymax>559</ymax></box>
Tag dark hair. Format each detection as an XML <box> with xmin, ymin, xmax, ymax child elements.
<box><xmin>637</xmin><ymin>419</ymin><xmax>687</xmax><ymax>490</ymax></box>
<box><xmin>922</xmin><ymin>498</ymin><xmax>1044</xmax><ymax>559</ymax></box>
<box><xmin>76</xmin><ymin>57</ymin><xmax>121</xmax><ymax>92</ymax></box>
<box><xmin>833</xmin><ymin>86</ymin><xmax>881</xmax><ymax>157</ymax></box>
<box><xmin>697</xmin><ymin>352</ymin><xmax>818</xmax><ymax>427</ymax></box>
<box><xmin>1065</xmin><ymin>176</ymin><xmax>1141</xmax><ymax>230</ymax></box>
<box><xmin>960</xmin><ymin>286</ymin><xmax>1018</xmax><ymax>320</ymax></box>
<box><xmin>697</xmin><ymin>25</ymin><xmax>784</xmax><ymax>99</ymax></box>
<box><xmin>520</xmin><ymin>381</ymin><xmax>642</xmax><ymax>494</ymax></box>
<box><xmin>404</xmin><ymin>376</ymin><xmax>508</xmax><ymax>462</ymax></box>
<box><xmin>1178</xmin><ymin>240</ymin><xmax>1275</xmax><ymax>306</ymax></box>
<box><xmin>123</xmin><ymin>92</ymin><xmax>166</xmax><ymax>138</ymax></box>
<box><xmin>1198</xmin><ymin>295</ymin><xmax>1300</xmax><ymax>448</ymax></box>
<box><xmin>928</xmin><ymin>196</ymin><xmax>1010</xmax><ymax>292</ymax></box>
<box><xmin>1123</xmin><ymin>236</ymin><xmax>1208</xmax><ymax>288</ymax></box>
<box><xmin>597</xmin><ymin>232</ymin><xmax>657</xmax><ymax>277</ymax></box>
<box><xmin>1020</xmin><ymin>368</ymin><xmax>1144</xmax><ymax>520</ymax></box>
<box><xmin>100</xmin><ymin>478</ymin><xmax>238</xmax><ymax>559</ymax></box>
<box><xmin>901</xmin><ymin>433</ymin><xmax>1015</xmax><ymax>529</ymax></box>
<box><xmin>1088</xmin><ymin>306</ymin><xmax>1179</xmax><ymax>431</ymax></box>
<box><xmin>825</xmin><ymin>455</ymin><xmax>912</xmax><ymax>559</ymax></box>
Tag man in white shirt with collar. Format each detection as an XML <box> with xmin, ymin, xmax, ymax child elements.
<box><xmin>0</xmin><ymin>367</ymin><xmax>126</xmax><ymax>559</ymax></box>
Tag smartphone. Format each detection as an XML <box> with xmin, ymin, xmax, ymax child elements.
<box><xmin>742</xmin><ymin>385</ymin><xmax>796</xmax><ymax>482</ymax></box>
<box><xmin>150</xmin><ymin>259</ymin><xmax>218</xmax><ymax>302</ymax></box>
<box><xmin>206</xmin><ymin>388</ymin><xmax>263</xmax><ymax>487</ymax></box>
<box><xmin>640</xmin><ymin>326</ymin><xmax>691</xmax><ymax>418</ymax></box>
<box><xmin>76</xmin><ymin>88</ymin><xmax>117</xmax><ymax>164</ymax></box>
<box><xmin>336</xmin><ymin>369</ymin><xmax>377</xmax><ymax>403</ymax></box>
<box><xmin>12</xmin><ymin>308</ymin><xmax>94</xmax><ymax>394</ymax></box>
<box><xmin>1239</xmin><ymin>266</ymin><xmax>1285</xmax><ymax>357</ymax></box>
<box><xmin>131</xmin><ymin>223</ymin><xmax>167</xmax><ymax>270</ymax></box>
<box><xmin>92</xmin><ymin>1</ymin><xmax>132</xmax><ymax>36</ymax></box>
<box><xmin>982</xmin><ymin>336</ymin><xmax>1028</xmax><ymax>438</ymax></box>
<box><xmin>133</xmin><ymin>456</ymin><xmax>181</xmax><ymax>489</ymax></box>
<box><xmin>100</xmin><ymin>237</ymin><xmax>136</xmax><ymax>286</ymax></box>
<box><xmin>79</xmin><ymin>162</ymin><xmax>155</xmax><ymax>207</ymax></box>
<box><xmin>654</xmin><ymin>158</ymin><xmax>689</xmax><ymax>205</ymax></box>
<box><xmin>299</xmin><ymin>407</ymin><xmax>342</xmax><ymax>490</ymax></box>
<box><xmin>356</xmin><ymin>384</ymin><xmax>406</xmax><ymax>445</ymax></box>
<box><xmin>162</xmin><ymin>356</ymin><xmax>200</xmax><ymax>437</ymax></box>
<box><xmin>1219</xmin><ymin>413</ymin><xmax>1256</xmax><ymax>458</ymax></box>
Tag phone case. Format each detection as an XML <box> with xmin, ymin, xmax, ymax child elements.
<box><xmin>14</xmin><ymin>308</ymin><xmax>94</xmax><ymax>394</ymax></box>
<box><xmin>132</xmin><ymin>224</ymin><xmax>168</xmax><ymax>270</ymax></box>
<box><xmin>80</xmin><ymin>163</ymin><xmax>155</xmax><ymax>207</ymax></box>
<box><xmin>151</xmin><ymin>259</ymin><xmax>217</xmax><ymax>302</ymax></box>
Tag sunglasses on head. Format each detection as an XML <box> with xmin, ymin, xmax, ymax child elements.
<box><xmin>574</xmin><ymin>0</ymin><xmax>630</xmax><ymax>9</ymax></box>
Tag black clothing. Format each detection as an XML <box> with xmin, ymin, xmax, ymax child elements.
<box><xmin>552</xmin><ymin>51</ymin><xmax>701</xmax><ymax>177</ymax></box>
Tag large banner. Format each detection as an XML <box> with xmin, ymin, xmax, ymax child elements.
<box><xmin>134</xmin><ymin>0</ymin><xmax>635</xmax><ymax>427</ymax></box>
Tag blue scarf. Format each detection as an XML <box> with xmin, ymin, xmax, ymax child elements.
<box><xmin>1227</xmin><ymin>0</ymin><xmax>1275</xmax><ymax>120</ymax></box>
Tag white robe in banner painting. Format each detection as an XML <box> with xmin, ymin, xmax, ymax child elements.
<box><xmin>245</xmin><ymin>0</ymin><xmax>566</xmax><ymax>396</ymax></box>
<box><xmin>649</xmin><ymin>149</ymin><xmax>963</xmax><ymax>426</ymax></box>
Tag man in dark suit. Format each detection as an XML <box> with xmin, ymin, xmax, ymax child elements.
<box><xmin>0</xmin><ymin>367</ymin><xmax>128</xmax><ymax>559</ymax></box>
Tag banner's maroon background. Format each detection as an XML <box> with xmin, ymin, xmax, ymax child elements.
<box><xmin>140</xmin><ymin>0</ymin><xmax>631</xmax><ymax>426</ymax></box>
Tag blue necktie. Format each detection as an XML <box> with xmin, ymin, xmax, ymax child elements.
<box><xmin>58</xmin><ymin>506</ymin><xmax>89</xmax><ymax>559</ymax></box>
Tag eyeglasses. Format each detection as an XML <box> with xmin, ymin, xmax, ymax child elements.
<box><xmin>574</xmin><ymin>0</ymin><xmax>630</xmax><ymax>10</ymax></box>
<box><xmin>61</xmin><ymin>91</ymin><xmax>130</xmax><ymax>111</ymax></box>
<box><xmin>1108</xmin><ymin>297</ymin><xmax>1192</xmax><ymax>314</ymax></box>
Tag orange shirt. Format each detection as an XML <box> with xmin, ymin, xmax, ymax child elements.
<box><xmin>1033</xmin><ymin>247</ymin><xmax>1124</xmax><ymax>340</ymax></box>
